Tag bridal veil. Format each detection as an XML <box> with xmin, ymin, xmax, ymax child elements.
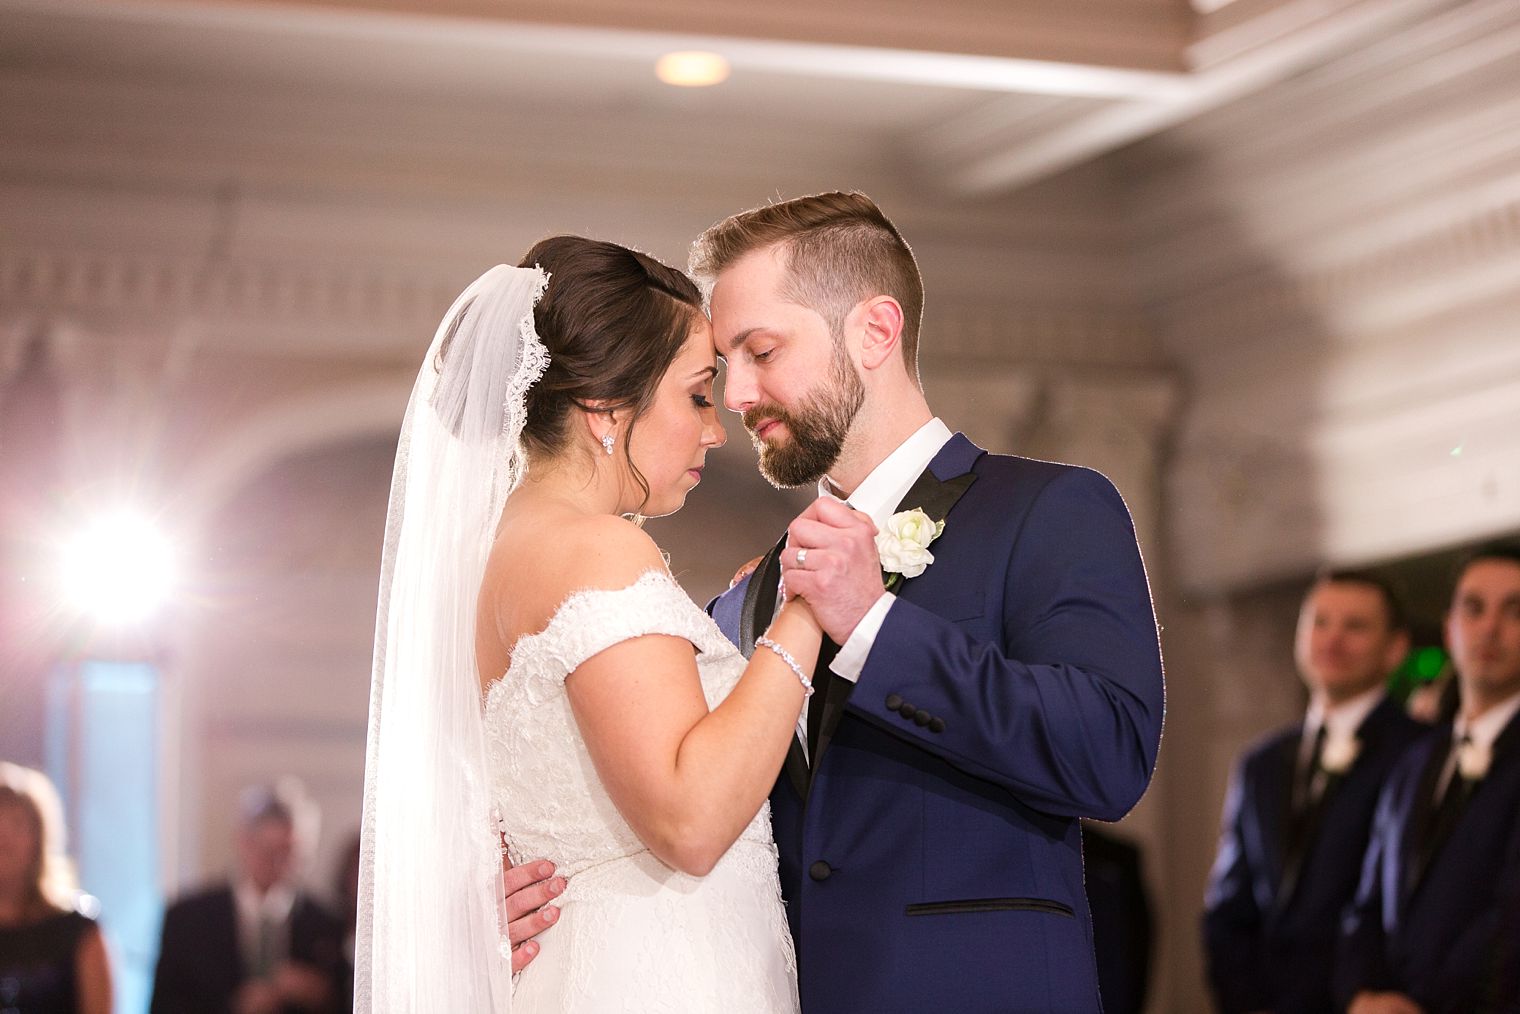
<box><xmin>354</xmin><ymin>265</ymin><xmax>549</xmax><ymax>1013</ymax></box>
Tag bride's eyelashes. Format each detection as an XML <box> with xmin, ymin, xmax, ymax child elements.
<box><xmin>692</xmin><ymin>393</ymin><xmax>714</xmax><ymax>408</ymax></box>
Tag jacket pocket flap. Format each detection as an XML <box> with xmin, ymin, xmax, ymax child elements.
<box><xmin>905</xmin><ymin>897</ymin><xmax>1074</xmax><ymax>918</ymax></box>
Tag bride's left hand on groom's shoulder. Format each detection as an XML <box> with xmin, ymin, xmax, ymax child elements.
<box><xmin>730</xmin><ymin>556</ymin><xmax>764</xmax><ymax>588</ymax></box>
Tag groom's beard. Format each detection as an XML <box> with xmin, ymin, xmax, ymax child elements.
<box><xmin>743</xmin><ymin>343</ymin><xmax>865</xmax><ymax>489</ymax></box>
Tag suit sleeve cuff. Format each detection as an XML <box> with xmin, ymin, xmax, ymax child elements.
<box><xmin>829</xmin><ymin>592</ymin><xmax>895</xmax><ymax>682</ymax></box>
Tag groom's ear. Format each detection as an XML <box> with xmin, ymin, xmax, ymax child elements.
<box><xmin>857</xmin><ymin>296</ymin><xmax>904</xmax><ymax>372</ymax></box>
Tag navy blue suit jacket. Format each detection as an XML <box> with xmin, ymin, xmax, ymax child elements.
<box><xmin>710</xmin><ymin>435</ymin><xmax>1165</xmax><ymax>1013</ymax></box>
<box><xmin>1202</xmin><ymin>696</ymin><xmax>1424</xmax><ymax>1013</ymax></box>
<box><xmin>1335</xmin><ymin>709</ymin><xmax>1520</xmax><ymax>1013</ymax></box>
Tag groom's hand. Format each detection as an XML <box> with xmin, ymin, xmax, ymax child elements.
<box><xmin>782</xmin><ymin>497</ymin><xmax>882</xmax><ymax>644</ymax></box>
<box><xmin>502</xmin><ymin>857</ymin><xmax>566</xmax><ymax>972</ymax></box>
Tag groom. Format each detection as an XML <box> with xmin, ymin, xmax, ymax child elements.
<box><xmin>508</xmin><ymin>192</ymin><xmax>1165</xmax><ymax>1012</ymax></box>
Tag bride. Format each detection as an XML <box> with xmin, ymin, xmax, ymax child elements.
<box><xmin>355</xmin><ymin>237</ymin><xmax>819</xmax><ymax>1012</ymax></box>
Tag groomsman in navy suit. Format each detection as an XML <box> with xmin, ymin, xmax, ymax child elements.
<box><xmin>1336</xmin><ymin>545</ymin><xmax>1520</xmax><ymax>1014</ymax></box>
<box><xmin>1203</xmin><ymin>571</ymin><xmax>1423</xmax><ymax>1013</ymax></box>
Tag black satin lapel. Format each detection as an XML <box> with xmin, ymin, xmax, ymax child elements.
<box><xmin>1269</xmin><ymin>734</ymin><xmax>1300</xmax><ymax>887</ymax></box>
<box><xmin>740</xmin><ymin>535</ymin><xmax>788</xmax><ymax>659</ymax></box>
<box><xmin>1281</xmin><ymin>768</ymin><xmax>1347</xmax><ymax>911</ymax></box>
<box><xmin>894</xmin><ymin>468</ymin><xmax>977</xmax><ymax>525</ymax></box>
<box><xmin>807</xmin><ymin>672</ymin><xmax>852</xmax><ymax>795</ymax></box>
<box><xmin>1403</xmin><ymin>725</ymin><xmax>1454</xmax><ymax>904</ymax></box>
<box><xmin>1492</xmin><ymin>708</ymin><xmax>1520</xmax><ymax>765</ymax></box>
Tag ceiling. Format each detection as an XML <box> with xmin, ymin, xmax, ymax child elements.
<box><xmin>0</xmin><ymin>0</ymin><xmax>1468</xmax><ymax>199</ymax></box>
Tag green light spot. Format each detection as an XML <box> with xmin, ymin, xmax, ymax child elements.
<box><xmin>1414</xmin><ymin>647</ymin><xmax>1446</xmax><ymax>679</ymax></box>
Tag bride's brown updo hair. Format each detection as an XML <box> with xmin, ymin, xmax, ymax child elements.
<box><xmin>517</xmin><ymin>236</ymin><xmax>705</xmax><ymax>508</ymax></box>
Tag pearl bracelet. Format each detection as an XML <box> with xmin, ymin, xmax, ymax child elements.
<box><xmin>755</xmin><ymin>636</ymin><xmax>814</xmax><ymax>697</ymax></box>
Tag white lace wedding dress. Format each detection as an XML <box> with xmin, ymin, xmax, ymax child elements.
<box><xmin>484</xmin><ymin>569</ymin><xmax>800</xmax><ymax>1013</ymax></box>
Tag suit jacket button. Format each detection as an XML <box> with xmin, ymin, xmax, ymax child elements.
<box><xmin>913</xmin><ymin>709</ymin><xmax>932</xmax><ymax>727</ymax></box>
<box><xmin>885</xmin><ymin>693</ymin><xmax>903</xmax><ymax>711</ymax></box>
<box><xmin>928</xmin><ymin>717</ymin><xmax>946</xmax><ymax>734</ymax></box>
<box><xmin>809</xmin><ymin>860</ymin><xmax>833</xmax><ymax>882</ymax></box>
<box><xmin>897</xmin><ymin>701</ymin><xmax>917</xmax><ymax>720</ymax></box>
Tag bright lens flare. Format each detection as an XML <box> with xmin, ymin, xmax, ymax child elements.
<box><xmin>656</xmin><ymin>51</ymin><xmax>730</xmax><ymax>88</ymax></box>
<box><xmin>60</xmin><ymin>513</ymin><xmax>177</xmax><ymax>626</ymax></box>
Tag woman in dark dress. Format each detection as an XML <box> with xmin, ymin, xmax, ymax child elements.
<box><xmin>0</xmin><ymin>763</ymin><xmax>111</xmax><ymax>1014</ymax></box>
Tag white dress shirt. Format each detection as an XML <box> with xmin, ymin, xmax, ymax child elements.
<box><xmin>1457</xmin><ymin>686</ymin><xmax>1520</xmax><ymax>753</ymax></box>
<box><xmin>792</xmin><ymin>417</ymin><xmax>953</xmax><ymax>757</ymax></box>
<box><xmin>234</xmin><ymin>878</ymin><xmax>296</xmax><ymax>976</ymax></box>
<box><xmin>1303</xmin><ymin>685</ymin><xmax>1385</xmax><ymax>760</ymax></box>
<box><xmin>1299</xmin><ymin>685</ymin><xmax>1384</xmax><ymax>801</ymax></box>
<box><xmin>1437</xmin><ymin>687</ymin><xmax>1520</xmax><ymax>794</ymax></box>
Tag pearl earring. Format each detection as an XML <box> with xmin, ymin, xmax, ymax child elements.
<box><xmin>602</xmin><ymin>433</ymin><xmax>615</xmax><ymax>456</ymax></box>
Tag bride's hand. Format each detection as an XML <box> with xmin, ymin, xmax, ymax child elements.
<box><xmin>729</xmin><ymin>555</ymin><xmax>764</xmax><ymax>589</ymax></box>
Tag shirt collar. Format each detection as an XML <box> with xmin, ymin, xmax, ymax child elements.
<box><xmin>235</xmin><ymin>878</ymin><xmax>296</xmax><ymax>924</ymax></box>
<box><xmin>819</xmin><ymin>418</ymin><xmax>953</xmax><ymax>528</ymax></box>
<box><xmin>1456</xmin><ymin>687</ymin><xmax>1520</xmax><ymax>751</ymax></box>
<box><xmin>1306</xmin><ymin>684</ymin><xmax>1386</xmax><ymax>744</ymax></box>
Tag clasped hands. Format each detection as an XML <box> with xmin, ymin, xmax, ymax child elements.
<box><xmin>775</xmin><ymin>495</ymin><xmax>883</xmax><ymax>645</ymax></box>
<box><xmin>504</xmin><ymin>496</ymin><xmax>883</xmax><ymax>969</ymax></box>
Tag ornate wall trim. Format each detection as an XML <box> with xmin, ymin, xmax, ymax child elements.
<box><xmin>1155</xmin><ymin>192</ymin><xmax>1520</xmax><ymax>350</ymax></box>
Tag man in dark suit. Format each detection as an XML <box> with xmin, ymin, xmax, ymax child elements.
<box><xmin>695</xmin><ymin>192</ymin><xmax>1164</xmax><ymax>1013</ymax></box>
<box><xmin>151</xmin><ymin>782</ymin><xmax>346</xmax><ymax>1014</ymax></box>
<box><xmin>1336</xmin><ymin>545</ymin><xmax>1520</xmax><ymax>1014</ymax></box>
<box><xmin>1083</xmin><ymin>822</ymin><xmax>1155</xmax><ymax>1014</ymax></box>
<box><xmin>1203</xmin><ymin>571</ymin><xmax>1424</xmax><ymax>1013</ymax></box>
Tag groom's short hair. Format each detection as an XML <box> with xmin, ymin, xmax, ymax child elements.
<box><xmin>690</xmin><ymin>191</ymin><xmax>924</xmax><ymax>379</ymax></box>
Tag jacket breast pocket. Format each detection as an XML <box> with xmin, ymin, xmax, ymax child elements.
<box><xmin>923</xmin><ymin>590</ymin><xmax>983</xmax><ymax>623</ymax></box>
<box><xmin>905</xmin><ymin>897</ymin><xmax>1074</xmax><ymax>918</ymax></box>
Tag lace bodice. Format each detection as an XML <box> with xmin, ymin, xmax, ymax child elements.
<box><xmin>483</xmin><ymin>569</ymin><xmax>773</xmax><ymax>878</ymax></box>
<box><xmin>482</xmin><ymin>568</ymin><xmax>797</xmax><ymax>1013</ymax></box>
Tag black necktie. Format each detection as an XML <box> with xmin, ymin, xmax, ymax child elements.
<box><xmin>1296</xmin><ymin>724</ymin><xmax>1327</xmax><ymax>814</ymax></box>
<box><xmin>805</xmin><ymin>638</ymin><xmax>842</xmax><ymax>764</ymax></box>
<box><xmin>1285</xmin><ymin>724</ymin><xmax>1328</xmax><ymax>869</ymax></box>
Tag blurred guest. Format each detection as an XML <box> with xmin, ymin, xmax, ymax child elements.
<box><xmin>1082</xmin><ymin>822</ymin><xmax>1153</xmax><ymax>1014</ymax></box>
<box><xmin>151</xmin><ymin>780</ymin><xmax>345</xmax><ymax>1014</ymax></box>
<box><xmin>0</xmin><ymin>762</ymin><xmax>112</xmax><ymax>1014</ymax></box>
<box><xmin>1337</xmin><ymin>545</ymin><xmax>1520</xmax><ymax>1013</ymax></box>
<box><xmin>1204</xmin><ymin>571</ymin><xmax>1423</xmax><ymax>1013</ymax></box>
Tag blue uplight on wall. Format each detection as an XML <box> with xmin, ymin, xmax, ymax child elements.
<box><xmin>47</xmin><ymin>660</ymin><xmax>164</xmax><ymax>1014</ymax></box>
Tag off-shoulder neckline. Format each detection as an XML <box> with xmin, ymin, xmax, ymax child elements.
<box><xmin>483</xmin><ymin>568</ymin><xmax>689</xmax><ymax>699</ymax></box>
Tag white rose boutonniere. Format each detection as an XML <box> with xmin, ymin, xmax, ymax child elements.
<box><xmin>1457</xmin><ymin>738</ymin><xmax>1492</xmax><ymax>781</ymax></box>
<box><xmin>877</xmin><ymin>507</ymin><xmax>945</xmax><ymax>590</ymax></box>
<box><xmin>1319</xmin><ymin>735</ymin><xmax>1360</xmax><ymax>776</ymax></box>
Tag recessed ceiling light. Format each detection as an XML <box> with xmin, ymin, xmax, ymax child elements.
<box><xmin>656</xmin><ymin>51</ymin><xmax>730</xmax><ymax>88</ymax></box>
